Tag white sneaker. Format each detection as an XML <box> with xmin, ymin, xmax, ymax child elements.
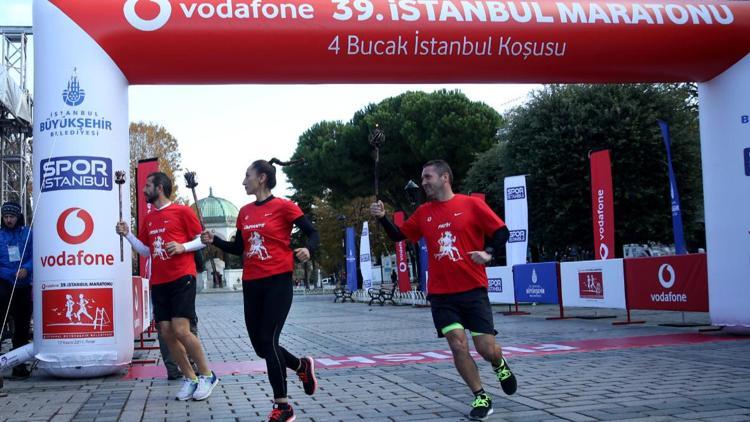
<box><xmin>192</xmin><ymin>371</ymin><xmax>218</xmax><ymax>401</ymax></box>
<box><xmin>176</xmin><ymin>378</ymin><xmax>198</xmax><ymax>401</ymax></box>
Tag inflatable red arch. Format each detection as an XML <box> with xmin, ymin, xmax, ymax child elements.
<box><xmin>29</xmin><ymin>0</ymin><xmax>750</xmax><ymax>376</ymax></box>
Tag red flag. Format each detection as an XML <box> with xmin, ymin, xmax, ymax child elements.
<box><xmin>136</xmin><ymin>158</ymin><xmax>160</xmax><ymax>277</ymax></box>
<box><xmin>393</xmin><ymin>211</ymin><xmax>411</xmax><ymax>293</ymax></box>
<box><xmin>590</xmin><ymin>150</ymin><xmax>616</xmax><ymax>260</ymax></box>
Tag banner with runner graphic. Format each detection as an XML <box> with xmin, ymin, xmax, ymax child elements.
<box><xmin>41</xmin><ymin>280</ymin><xmax>115</xmax><ymax>342</ymax></box>
<box><xmin>560</xmin><ymin>259</ymin><xmax>626</xmax><ymax>309</ymax></box>
<box><xmin>360</xmin><ymin>222</ymin><xmax>373</xmax><ymax>291</ymax></box>
<box><xmin>624</xmin><ymin>254</ymin><xmax>708</xmax><ymax>312</ymax></box>
<box><xmin>513</xmin><ymin>262</ymin><xmax>559</xmax><ymax>304</ymax></box>
<box><xmin>393</xmin><ymin>212</ymin><xmax>411</xmax><ymax>293</ymax></box>
<box><xmin>589</xmin><ymin>149</ymin><xmax>616</xmax><ymax>260</ymax></box>
<box><xmin>487</xmin><ymin>265</ymin><xmax>515</xmax><ymax>304</ymax></box>
<box><xmin>504</xmin><ymin>175</ymin><xmax>528</xmax><ymax>266</ymax></box>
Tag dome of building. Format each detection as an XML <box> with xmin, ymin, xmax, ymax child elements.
<box><xmin>193</xmin><ymin>188</ymin><xmax>239</xmax><ymax>227</ymax></box>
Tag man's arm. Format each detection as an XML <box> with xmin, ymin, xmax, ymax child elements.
<box><xmin>378</xmin><ymin>216</ymin><xmax>408</xmax><ymax>242</ymax></box>
<box><xmin>483</xmin><ymin>226</ymin><xmax>510</xmax><ymax>261</ymax></box>
<box><xmin>370</xmin><ymin>200</ymin><xmax>408</xmax><ymax>242</ymax></box>
<box><xmin>125</xmin><ymin>232</ymin><xmax>151</xmax><ymax>257</ymax></box>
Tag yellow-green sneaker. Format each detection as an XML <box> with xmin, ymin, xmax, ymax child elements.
<box><xmin>469</xmin><ymin>392</ymin><xmax>493</xmax><ymax>421</ymax></box>
<box><xmin>493</xmin><ymin>358</ymin><xmax>517</xmax><ymax>395</ymax></box>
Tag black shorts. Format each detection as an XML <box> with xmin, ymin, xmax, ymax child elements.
<box><xmin>151</xmin><ymin>275</ymin><xmax>197</xmax><ymax>323</ymax></box>
<box><xmin>429</xmin><ymin>287</ymin><xmax>497</xmax><ymax>338</ymax></box>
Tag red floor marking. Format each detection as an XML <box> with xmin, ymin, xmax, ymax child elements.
<box><xmin>123</xmin><ymin>332</ymin><xmax>748</xmax><ymax>380</ymax></box>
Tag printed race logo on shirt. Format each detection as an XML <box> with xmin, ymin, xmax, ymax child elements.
<box><xmin>246</xmin><ymin>231</ymin><xmax>272</xmax><ymax>260</ymax></box>
<box><xmin>434</xmin><ymin>231</ymin><xmax>462</xmax><ymax>261</ymax></box>
<box><xmin>151</xmin><ymin>235</ymin><xmax>170</xmax><ymax>261</ymax></box>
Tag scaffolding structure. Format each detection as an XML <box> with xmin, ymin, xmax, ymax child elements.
<box><xmin>0</xmin><ymin>26</ymin><xmax>33</xmax><ymax>218</ymax></box>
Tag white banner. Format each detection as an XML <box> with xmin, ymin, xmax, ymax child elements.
<box><xmin>560</xmin><ymin>259</ymin><xmax>626</xmax><ymax>309</ymax></box>
<box><xmin>699</xmin><ymin>53</ymin><xmax>750</xmax><ymax>328</ymax></box>
<box><xmin>33</xmin><ymin>0</ymin><xmax>133</xmax><ymax>377</ymax></box>
<box><xmin>486</xmin><ymin>266</ymin><xmax>515</xmax><ymax>305</ymax></box>
<box><xmin>504</xmin><ymin>175</ymin><xmax>528</xmax><ymax>267</ymax></box>
<box><xmin>360</xmin><ymin>222</ymin><xmax>373</xmax><ymax>291</ymax></box>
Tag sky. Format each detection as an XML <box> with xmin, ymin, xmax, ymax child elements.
<box><xmin>1</xmin><ymin>0</ymin><xmax>538</xmax><ymax>209</ymax></box>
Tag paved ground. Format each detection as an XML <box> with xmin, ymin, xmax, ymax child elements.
<box><xmin>2</xmin><ymin>292</ymin><xmax>750</xmax><ymax>421</ymax></box>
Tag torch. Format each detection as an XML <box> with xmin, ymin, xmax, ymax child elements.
<box><xmin>368</xmin><ymin>124</ymin><xmax>385</xmax><ymax>200</ymax></box>
<box><xmin>184</xmin><ymin>170</ymin><xmax>219</xmax><ymax>286</ymax></box>
<box><xmin>114</xmin><ymin>170</ymin><xmax>126</xmax><ymax>262</ymax></box>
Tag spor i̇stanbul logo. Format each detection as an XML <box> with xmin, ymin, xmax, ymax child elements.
<box><xmin>124</xmin><ymin>0</ymin><xmax>172</xmax><ymax>31</ymax></box>
<box><xmin>62</xmin><ymin>70</ymin><xmax>85</xmax><ymax>106</ymax></box>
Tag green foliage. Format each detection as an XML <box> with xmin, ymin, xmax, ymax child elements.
<box><xmin>284</xmin><ymin>90</ymin><xmax>504</xmax><ymax>273</ymax></box>
<box><xmin>465</xmin><ymin>84</ymin><xmax>703</xmax><ymax>259</ymax></box>
<box><xmin>284</xmin><ymin>90</ymin><xmax>503</xmax><ymax>211</ymax></box>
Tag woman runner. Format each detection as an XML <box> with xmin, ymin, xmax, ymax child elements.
<box><xmin>201</xmin><ymin>159</ymin><xmax>319</xmax><ymax>422</ymax></box>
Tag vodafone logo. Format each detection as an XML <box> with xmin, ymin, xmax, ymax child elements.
<box><xmin>598</xmin><ymin>244</ymin><xmax>609</xmax><ymax>260</ymax></box>
<box><xmin>57</xmin><ymin>208</ymin><xmax>94</xmax><ymax>244</ymax></box>
<box><xmin>658</xmin><ymin>264</ymin><xmax>676</xmax><ymax>289</ymax></box>
<box><xmin>124</xmin><ymin>0</ymin><xmax>172</xmax><ymax>31</ymax></box>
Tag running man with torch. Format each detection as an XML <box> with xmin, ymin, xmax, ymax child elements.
<box><xmin>115</xmin><ymin>172</ymin><xmax>218</xmax><ymax>401</ymax></box>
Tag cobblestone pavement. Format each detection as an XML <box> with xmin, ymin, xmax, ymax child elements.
<box><xmin>1</xmin><ymin>292</ymin><xmax>749</xmax><ymax>421</ymax></box>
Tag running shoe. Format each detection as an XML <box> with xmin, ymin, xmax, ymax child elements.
<box><xmin>296</xmin><ymin>356</ymin><xmax>317</xmax><ymax>395</ymax></box>
<box><xmin>192</xmin><ymin>371</ymin><xmax>219</xmax><ymax>400</ymax></box>
<box><xmin>268</xmin><ymin>403</ymin><xmax>296</xmax><ymax>422</ymax></box>
<box><xmin>493</xmin><ymin>357</ymin><xmax>517</xmax><ymax>395</ymax></box>
<box><xmin>468</xmin><ymin>392</ymin><xmax>494</xmax><ymax>421</ymax></box>
<box><xmin>175</xmin><ymin>377</ymin><xmax>198</xmax><ymax>401</ymax></box>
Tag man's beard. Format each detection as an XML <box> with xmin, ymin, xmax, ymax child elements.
<box><xmin>145</xmin><ymin>192</ymin><xmax>158</xmax><ymax>204</ymax></box>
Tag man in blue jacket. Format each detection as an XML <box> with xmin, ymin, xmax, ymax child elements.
<box><xmin>0</xmin><ymin>201</ymin><xmax>33</xmax><ymax>378</ymax></box>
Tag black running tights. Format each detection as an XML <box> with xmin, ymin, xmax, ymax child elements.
<box><xmin>242</xmin><ymin>273</ymin><xmax>300</xmax><ymax>399</ymax></box>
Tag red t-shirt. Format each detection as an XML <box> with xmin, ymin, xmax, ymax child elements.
<box><xmin>138</xmin><ymin>203</ymin><xmax>202</xmax><ymax>285</ymax></box>
<box><xmin>399</xmin><ymin>194</ymin><xmax>505</xmax><ymax>295</ymax></box>
<box><xmin>237</xmin><ymin>197</ymin><xmax>304</xmax><ymax>281</ymax></box>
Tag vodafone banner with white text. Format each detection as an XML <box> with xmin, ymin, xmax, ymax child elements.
<box><xmin>487</xmin><ymin>266</ymin><xmax>515</xmax><ymax>305</ymax></box>
<box><xmin>504</xmin><ymin>175</ymin><xmax>528</xmax><ymax>266</ymax></box>
<box><xmin>33</xmin><ymin>0</ymin><xmax>133</xmax><ymax>377</ymax></box>
<box><xmin>589</xmin><ymin>150</ymin><xmax>616</xmax><ymax>260</ymax></box>
<box><xmin>624</xmin><ymin>254</ymin><xmax>708</xmax><ymax>312</ymax></box>
<box><xmin>560</xmin><ymin>259</ymin><xmax>626</xmax><ymax>309</ymax></box>
<box><xmin>393</xmin><ymin>211</ymin><xmax>411</xmax><ymax>293</ymax></box>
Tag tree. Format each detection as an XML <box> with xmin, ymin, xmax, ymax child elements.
<box><xmin>129</xmin><ymin>122</ymin><xmax>183</xmax><ymax>207</ymax></box>
<box><xmin>284</xmin><ymin>90</ymin><xmax>503</xmax><ymax>211</ymax></box>
<box><xmin>465</xmin><ymin>84</ymin><xmax>703</xmax><ymax>259</ymax></box>
<box><xmin>284</xmin><ymin>90</ymin><xmax>504</xmax><ymax>277</ymax></box>
<box><xmin>464</xmin><ymin>142</ymin><xmax>508</xmax><ymax>212</ymax></box>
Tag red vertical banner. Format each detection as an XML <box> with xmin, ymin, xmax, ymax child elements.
<box><xmin>589</xmin><ymin>150</ymin><xmax>616</xmax><ymax>260</ymax></box>
<box><xmin>393</xmin><ymin>211</ymin><xmax>411</xmax><ymax>293</ymax></box>
<box><xmin>136</xmin><ymin>158</ymin><xmax>160</xmax><ymax>277</ymax></box>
